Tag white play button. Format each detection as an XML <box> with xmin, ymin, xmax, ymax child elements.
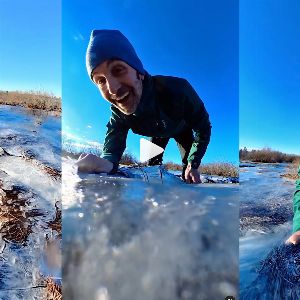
<box><xmin>139</xmin><ymin>138</ymin><xmax>164</xmax><ymax>163</ymax></box>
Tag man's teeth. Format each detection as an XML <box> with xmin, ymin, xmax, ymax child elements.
<box><xmin>117</xmin><ymin>91</ymin><xmax>129</xmax><ymax>101</ymax></box>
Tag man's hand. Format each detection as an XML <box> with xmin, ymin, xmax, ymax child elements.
<box><xmin>285</xmin><ymin>230</ymin><xmax>300</xmax><ymax>245</ymax></box>
<box><xmin>184</xmin><ymin>164</ymin><xmax>201</xmax><ymax>184</ymax></box>
<box><xmin>76</xmin><ymin>153</ymin><xmax>113</xmax><ymax>173</ymax></box>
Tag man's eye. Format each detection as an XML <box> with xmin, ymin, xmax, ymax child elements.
<box><xmin>97</xmin><ymin>78</ymin><xmax>106</xmax><ymax>85</ymax></box>
<box><xmin>112</xmin><ymin>67</ymin><xmax>125</xmax><ymax>75</ymax></box>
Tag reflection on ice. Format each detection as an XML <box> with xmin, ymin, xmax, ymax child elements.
<box><xmin>63</xmin><ymin>157</ymin><xmax>239</xmax><ymax>300</ymax></box>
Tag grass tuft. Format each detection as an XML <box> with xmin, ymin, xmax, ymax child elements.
<box><xmin>281</xmin><ymin>160</ymin><xmax>300</xmax><ymax>180</ymax></box>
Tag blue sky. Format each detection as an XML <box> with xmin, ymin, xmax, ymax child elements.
<box><xmin>62</xmin><ymin>0</ymin><xmax>238</xmax><ymax>164</ymax></box>
<box><xmin>0</xmin><ymin>0</ymin><xmax>61</xmax><ymax>96</ymax></box>
<box><xmin>240</xmin><ymin>0</ymin><xmax>300</xmax><ymax>155</ymax></box>
<box><xmin>1</xmin><ymin>0</ymin><xmax>298</xmax><ymax>161</ymax></box>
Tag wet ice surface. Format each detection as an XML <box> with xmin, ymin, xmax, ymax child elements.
<box><xmin>0</xmin><ymin>105</ymin><xmax>60</xmax><ymax>170</ymax></box>
<box><xmin>63</xmin><ymin>157</ymin><xmax>239</xmax><ymax>300</ymax></box>
<box><xmin>242</xmin><ymin>243</ymin><xmax>300</xmax><ymax>299</ymax></box>
<box><xmin>240</xmin><ymin>163</ymin><xmax>300</xmax><ymax>299</ymax></box>
<box><xmin>0</xmin><ymin>105</ymin><xmax>61</xmax><ymax>299</ymax></box>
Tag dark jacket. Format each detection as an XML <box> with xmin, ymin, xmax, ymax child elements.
<box><xmin>102</xmin><ymin>73</ymin><xmax>211</xmax><ymax>171</ymax></box>
<box><xmin>293</xmin><ymin>166</ymin><xmax>300</xmax><ymax>233</ymax></box>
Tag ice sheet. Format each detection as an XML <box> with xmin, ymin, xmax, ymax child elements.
<box><xmin>63</xmin><ymin>157</ymin><xmax>239</xmax><ymax>300</ymax></box>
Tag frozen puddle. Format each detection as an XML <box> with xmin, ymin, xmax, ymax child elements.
<box><xmin>63</xmin><ymin>157</ymin><xmax>239</xmax><ymax>300</ymax></box>
<box><xmin>0</xmin><ymin>105</ymin><xmax>61</xmax><ymax>299</ymax></box>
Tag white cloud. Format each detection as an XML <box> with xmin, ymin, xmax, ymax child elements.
<box><xmin>86</xmin><ymin>125</ymin><xmax>92</xmax><ymax>129</ymax></box>
<box><xmin>73</xmin><ymin>33</ymin><xmax>84</xmax><ymax>41</ymax></box>
<box><xmin>62</xmin><ymin>131</ymin><xmax>103</xmax><ymax>153</ymax></box>
<box><xmin>62</xmin><ymin>131</ymin><xmax>83</xmax><ymax>142</ymax></box>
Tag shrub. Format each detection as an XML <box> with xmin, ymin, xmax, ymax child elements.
<box><xmin>239</xmin><ymin>147</ymin><xmax>299</xmax><ymax>163</ymax></box>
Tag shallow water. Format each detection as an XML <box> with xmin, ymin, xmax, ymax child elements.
<box><xmin>63</xmin><ymin>157</ymin><xmax>239</xmax><ymax>300</ymax></box>
<box><xmin>239</xmin><ymin>163</ymin><xmax>298</xmax><ymax>299</ymax></box>
<box><xmin>0</xmin><ymin>105</ymin><xmax>61</xmax><ymax>299</ymax></box>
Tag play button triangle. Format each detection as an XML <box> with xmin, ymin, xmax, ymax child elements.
<box><xmin>139</xmin><ymin>138</ymin><xmax>164</xmax><ymax>163</ymax></box>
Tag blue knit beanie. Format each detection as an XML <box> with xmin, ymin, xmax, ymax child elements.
<box><xmin>86</xmin><ymin>29</ymin><xmax>145</xmax><ymax>79</ymax></box>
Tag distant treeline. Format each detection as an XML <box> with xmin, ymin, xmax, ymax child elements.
<box><xmin>0</xmin><ymin>90</ymin><xmax>61</xmax><ymax>113</ymax></box>
<box><xmin>240</xmin><ymin>147</ymin><xmax>299</xmax><ymax>163</ymax></box>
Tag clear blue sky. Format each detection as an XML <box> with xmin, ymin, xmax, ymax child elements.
<box><xmin>0</xmin><ymin>0</ymin><xmax>61</xmax><ymax>96</ymax></box>
<box><xmin>62</xmin><ymin>0</ymin><xmax>238</xmax><ymax>164</ymax></box>
<box><xmin>240</xmin><ymin>0</ymin><xmax>300</xmax><ymax>155</ymax></box>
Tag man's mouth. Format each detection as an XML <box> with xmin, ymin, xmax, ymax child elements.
<box><xmin>114</xmin><ymin>91</ymin><xmax>130</xmax><ymax>103</ymax></box>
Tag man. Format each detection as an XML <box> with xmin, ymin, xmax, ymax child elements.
<box><xmin>78</xmin><ymin>29</ymin><xmax>211</xmax><ymax>184</ymax></box>
<box><xmin>286</xmin><ymin>165</ymin><xmax>300</xmax><ymax>245</ymax></box>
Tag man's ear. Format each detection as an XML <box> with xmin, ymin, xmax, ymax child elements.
<box><xmin>136</xmin><ymin>71</ymin><xmax>144</xmax><ymax>80</ymax></box>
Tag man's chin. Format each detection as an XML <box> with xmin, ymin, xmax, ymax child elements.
<box><xmin>119</xmin><ymin>107</ymin><xmax>136</xmax><ymax>115</ymax></box>
<box><xmin>115</xmin><ymin>99</ymin><xmax>139</xmax><ymax>115</ymax></box>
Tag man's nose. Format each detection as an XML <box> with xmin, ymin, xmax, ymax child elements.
<box><xmin>106</xmin><ymin>77</ymin><xmax>121</xmax><ymax>96</ymax></box>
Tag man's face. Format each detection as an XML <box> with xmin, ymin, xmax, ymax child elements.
<box><xmin>92</xmin><ymin>60</ymin><xmax>144</xmax><ymax>115</ymax></box>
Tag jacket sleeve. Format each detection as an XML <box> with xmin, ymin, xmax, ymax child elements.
<box><xmin>183</xmin><ymin>80</ymin><xmax>211</xmax><ymax>169</ymax></box>
<box><xmin>292</xmin><ymin>166</ymin><xmax>300</xmax><ymax>233</ymax></box>
<box><xmin>102</xmin><ymin>111</ymin><xmax>129</xmax><ymax>174</ymax></box>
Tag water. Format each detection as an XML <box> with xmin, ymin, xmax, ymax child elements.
<box><xmin>63</xmin><ymin>157</ymin><xmax>239</xmax><ymax>300</ymax></box>
<box><xmin>0</xmin><ymin>105</ymin><xmax>61</xmax><ymax>299</ymax></box>
<box><xmin>240</xmin><ymin>163</ymin><xmax>299</xmax><ymax>299</ymax></box>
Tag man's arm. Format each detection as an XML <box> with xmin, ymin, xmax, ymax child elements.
<box><xmin>76</xmin><ymin>153</ymin><xmax>113</xmax><ymax>173</ymax></box>
<box><xmin>76</xmin><ymin>113</ymin><xmax>129</xmax><ymax>174</ymax></box>
<box><xmin>102</xmin><ymin>112</ymin><xmax>129</xmax><ymax>174</ymax></box>
<box><xmin>286</xmin><ymin>166</ymin><xmax>300</xmax><ymax>245</ymax></box>
<box><xmin>183</xmin><ymin>80</ymin><xmax>211</xmax><ymax>170</ymax></box>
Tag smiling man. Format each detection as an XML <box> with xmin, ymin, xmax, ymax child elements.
<box><xmin>79</xmin><ymin>29</ymin><xmax>211</xmax><ymax>183</ymax></box>
<box><xmin>92</xmin><ymin>59</ymin><xmax>144</xmax><ymax>115</ymax></box>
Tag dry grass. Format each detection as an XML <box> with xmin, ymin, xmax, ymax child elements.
<box><xmin>165</xmin><ymin>162</ymin><xmax>239</xmax><ymax>177</ymax></box>
<box><xmin>120</xmin><ymin>152</ymin><xmax>138</xmax><ymax>165</ymax></box>
<box><xmin>200</xmin><ymin>163</ymin><xmax>239</xmax><ymax>177</ymax></box>
<box><xmin>0</xmin><ymin>90</ymin><xmax>61</xmax><ymax>113</ymax></box>
<box><xmin>44</xmin><ymin>277</ymin><xmax>62</xmax><ymax>300</ymax></box>
<box><xmin>164</xmin><ymin>162</ymin><xmax>182</xmax><ymax>171</ymax></box>
<box><xmin>240</xmin><ymin>147</ymin><xmax>299</xmax><ymax>163</ymax></box>
<box><xmin>281</xmin><ymin>160</ymin><xmax>300</xmax><ymax>180</ymax></box>
<box><xmin>63</xmin><ymin>146</ymin><xmax>238</xmax><ymax>178</ymax></box>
